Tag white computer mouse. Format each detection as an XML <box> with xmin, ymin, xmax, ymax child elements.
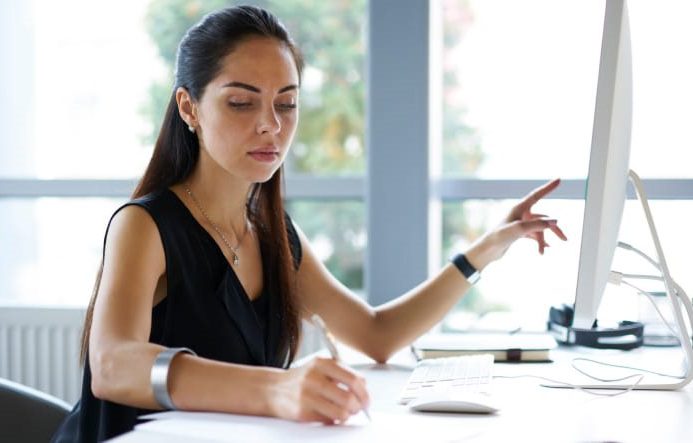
<box><xmin>408</xmin><ymin>392</ymin><xmax>499</xmax><ymax>414</ymax></box>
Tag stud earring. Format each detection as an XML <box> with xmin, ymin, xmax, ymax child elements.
<box><xmin>187</xmin><ymin>125</ymin><xmax>195</xmax><ymax>133</ymax></box>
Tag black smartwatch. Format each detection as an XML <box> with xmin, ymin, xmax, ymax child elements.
<box><xmin>451</xmin><ymin>253</ymin><xmax>481</xmax><ymax>285</ymax></box>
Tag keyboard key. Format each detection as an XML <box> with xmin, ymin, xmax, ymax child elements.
<box><xmin>399</xmin><ymin>354</ymin><xmax>494</xmax><ymax>404</ymax></box>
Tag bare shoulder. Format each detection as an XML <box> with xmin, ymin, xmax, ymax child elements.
<box><xmin>107</xmin><ymin>204</ymin><xmax>160</xmax><ymax>245</ymax></box>
<box><xmin>290</xmin><ymin>221</ymin><xmax>323</xmax><ymax>275</ymax></box>
<box><xmin>103</xmin><ymin>204</ymin><xmax>165</xmax><ymax>277</ymax></box>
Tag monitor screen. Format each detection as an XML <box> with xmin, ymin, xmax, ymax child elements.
<box><xmin>572</xmin><ymin>0</ymin><xmax>632</xmax><ymax>329</ymax></box>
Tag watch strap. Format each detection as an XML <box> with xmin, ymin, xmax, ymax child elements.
<box><xmin>451</xmin><ymin>253</ymin><xmax>481</xmax><ymax>285</ymax></box>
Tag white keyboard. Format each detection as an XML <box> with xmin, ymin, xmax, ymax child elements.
<box><xmin>398</xmin><ymin>354</ymin><xmax>494</xmax><ymax>404</ymax></box>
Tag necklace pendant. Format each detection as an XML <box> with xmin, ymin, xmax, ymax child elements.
<box><xmin>232</xmin><ymin>253</ymin><xmax>240</xmax><ymax>266</ymax></box>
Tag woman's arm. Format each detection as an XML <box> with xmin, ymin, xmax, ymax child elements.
<box><xmin>89</xmin><ymin>205</ymin><xmax>168</xmax><ymax>408</ymax></box>
<box><xmin>89</xmin><ymin>205</ymin><xmax>367</xmax><ymax>424</ymax></box>
<box><xmin>297</xmin><ymin>179</ymin><xmax>567</xmax><ymax>363</ymax></box>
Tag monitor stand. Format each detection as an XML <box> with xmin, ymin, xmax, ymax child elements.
<box><xmin>547</xmin><ymin>170</ymin><xmax>693</xmax><ymax>391</ymax></box>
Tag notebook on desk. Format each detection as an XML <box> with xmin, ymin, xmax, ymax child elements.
<box><xmin>413</xmin><ymin>332</ymin><xmax>557</xmax><ymax>362</ymax></box>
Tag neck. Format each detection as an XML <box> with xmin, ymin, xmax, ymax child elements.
<box><xmin>182</xmin><ymin>153</ymin><xmax>253</xmax><ymax>233</ymax></box>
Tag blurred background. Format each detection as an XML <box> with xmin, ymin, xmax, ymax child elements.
<box><xmin>1</xmin><ymin>0</ymin><xmax>691</xmax><ymax>350</ymax></box>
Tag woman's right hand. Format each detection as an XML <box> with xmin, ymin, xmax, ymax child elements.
<box><xmin>269</xmin><ymin>356</ymin><xmax>370</xmax><ymax>424</ymax></box>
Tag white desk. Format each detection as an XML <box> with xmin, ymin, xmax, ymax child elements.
<box><xmin>111</xmin><ymin>345</ymin><xmax>692</xmax><ymax>442</ymax></box>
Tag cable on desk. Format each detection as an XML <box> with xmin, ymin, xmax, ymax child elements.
<box><xmin>493</xmin><ymin>373</ymin><xmax>644</xmax><ymax>397</ymax></box>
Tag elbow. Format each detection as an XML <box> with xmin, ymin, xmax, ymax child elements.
<box><xmin>90</xmin><ymin>349</ymin><xmax>118</xmax><ymax>400</ymax></box>
<box><xmin>362</xmin><ymin>313</ymin><xmax>395</xmax><ymax>364</ymax></box>
<box><xmin>371</xmin><ymin>353</ymin><xmax>390</xmax><ymax>365</ymax></box>
<box><xmin>91</xmin><ymin>379</ymin><xmax>108</xmax><ymax>401</ymax></box>
<box><xmin>363</xmin><ymin>344</ymin><xmax>394</xmax><ymax>365</ymax></box>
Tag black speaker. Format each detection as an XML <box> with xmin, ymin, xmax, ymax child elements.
<box><xmin>547</xmin><ymin>304</ymin><xmax>644</xmax><ymax>350</ymax></box>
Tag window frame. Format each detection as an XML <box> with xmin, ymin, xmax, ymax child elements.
<box><xmin>1</xmin><ymin>0</ymin><xmax>692</xmax><ymax>308</ymax></box>
<box><xmin>365</xmin><ymin>0</ymin><xmax>693</xmax><ymax>305</ymax></box>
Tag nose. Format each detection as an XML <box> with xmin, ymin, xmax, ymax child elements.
<box><xmin>256</xmin><ymin>104</ymin><xmax>281</xmax><ymax>135</ymax></box>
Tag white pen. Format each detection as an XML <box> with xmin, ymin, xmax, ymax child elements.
<box><xmin>310</xmin><ymin>314</ymin><xmax>372</xmax><ymax>421</ymax></box>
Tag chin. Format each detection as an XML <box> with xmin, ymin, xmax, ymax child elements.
<box><xmin>249</xmin><ymin>167</ymin><xmax>282</xmax><ymax>184</ymax></box>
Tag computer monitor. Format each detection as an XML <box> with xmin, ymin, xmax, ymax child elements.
<box><xmin>572</xmin><ymin>0</ymin><xmax>632</xmax><ymax>330</ymax></box>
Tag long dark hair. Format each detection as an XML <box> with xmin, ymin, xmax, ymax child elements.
<box><xmin>81</xmin><ymin>5</ymin><xmax>304</xmax><ymax>366</ymax></box>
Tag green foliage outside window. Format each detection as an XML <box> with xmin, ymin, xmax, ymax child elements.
<box><xmin>440</xmin><ymin>0</ymin><xmax>495</xmax><ymax>314</ymax></box>
<box><xmin>141</xmin><ymin>0</ymin><xmax>367</xmax><ymax>290</ymax></box>
<box><xmin>142</xmin><ymin>0</ymin><xmax>365</xmax><ymax>175</ymax></box>
<box><xmin>140</xmin><ymin>0</ymin><xmax>490</xmax><ymax>300</ymax></box>
<box><xmin>442</xmin><ymin>0</ymin><xmax>484</xmax><ymax>176</ymax></box>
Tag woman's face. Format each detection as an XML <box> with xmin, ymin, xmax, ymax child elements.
<box><xmin>193</xmin><ymin>37</ymin><xmax>300</xmax><ymax>183</ymax></box>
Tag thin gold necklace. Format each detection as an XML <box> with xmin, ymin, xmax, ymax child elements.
<box><xmin>184</xmin><ymin>185</ymin><xmax>249</xmax><ymax>266</ymax></box>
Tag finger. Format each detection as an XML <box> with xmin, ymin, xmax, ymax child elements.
<box><xmin>311</xmin><ymin>375</ymin><xmax>361</xmax><ymax>415</ymax></box>
<box><xmin>516</xmin><ymin>218</ymin><xmax>558</xmax><ymax>237</ymax></box>
<box><xmin>526</xmin><ymin>179</ymin><xmax>560</xmax><ymax>206</ymax></box>
<box><xmin>526</xmin><ymin>213</ymin><xmax>567</xmax><ymax>241</ymax></box>
<box><xmin>305</xmin><ymin>390</ymin><xmax>351</xmax><ymax>424</ymax></box>
<box><xmin>536</xmin><ymin>230</ymin><xmax>546</xmax><ymax>254</ymax></box>
<box><xmin>515</xmin><ymin>179</ymin><xmax>561</xmax><ymax>214</ymax></box>
<box><xmin>532</xmin><ymin>178</ymin><xmax>561</xmax><ymax>198</ymax></box>
<box><xmin>294</xmin><ymin>387</ymin><xmax>343</xmax><ymax>424</ymax></box>
<box><xmin>549</xmin><ymin>223</ymin><xmax>568</xmax><ymax>241</ymax></box>
<box><xmin>298</xmin><ymin>407</ymin><xmax>337</xmax><ymax>425</ymax></box>
<box><xmin>540</xmin><ymin>241</ymin><xmax>551</xmax><ymax>255</ymax></box>
<box><xmin>318</xmin><ymin>360</ymin><xmax>370</xmax><ymax>409</ymax></box>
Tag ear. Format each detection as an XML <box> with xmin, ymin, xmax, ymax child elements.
<box><xmin>175</xmin><ymin>87</ymin><xmax>198</xmax><ymax>130</ymax></box>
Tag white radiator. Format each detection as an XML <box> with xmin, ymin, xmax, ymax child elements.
<box><xmin>0</xmin><ymin>307</ymin><xmax>85</xmax><ymax>405</ymax></box>
<box><xmin>0</xmin><ymin>308</ymin><xmax>323</xmax><ymax>407</ymax></box>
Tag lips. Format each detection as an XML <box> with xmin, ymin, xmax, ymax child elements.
<box><xmin>248</xmin><ymin>146</ymin><xmax>280</xmax><ymax>163</ymax></box>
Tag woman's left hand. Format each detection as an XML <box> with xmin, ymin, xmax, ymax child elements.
<box><xmin>466</xmin><ymin>178</ymin><xmax>568</xmax><ymax>270</ymax></box>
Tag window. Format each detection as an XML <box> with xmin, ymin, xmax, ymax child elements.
<box><xmin>2</xmin><ymin>0</ymin><xmax>690</xmax><ymax>324</ymax></box>
<box><xmin>439</xmin><ymin>0</ymin><xmax>693</xmax><ymax>329</ymax></box>
<box><xmin>441</xmin><ymin>0</ymin><xmax>601</xmax><ymax>179</ymax></box>
<box><xmin>0</xmin><ymin>198</ymin><xmax>116</xmax><ymax>306</ymax></box>
<box><xmin>0</xmin><ymin>0</ymin><xmax>367</xmax><ymax>305</ymax></box>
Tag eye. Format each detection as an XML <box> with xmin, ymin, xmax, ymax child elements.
<box><xmin>275</xmin><ymin>103</ymin><xmax>297</xmax><ymax>112</ymax></box>
<box><xmin>229</xmin><ymin>101</ymin><xmax>252</xmax><ymax>109</ymax></box>
<box><xmin>228</xmin><ymin>95</ymin><xmax>254</xmax><ymax>109</ymax></box>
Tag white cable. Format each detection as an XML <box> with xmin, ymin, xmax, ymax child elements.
<box><xmin>494</xmin><ymin>373</ymin><xmax>644</xmax><ymax>397</ymax></box>
<box><xmin>530</xmin><ymin>251</ymin><xmax>690</xmax><ymax>394</ymax></box>
<box><xmin>496</xmin><ymin>356</ymin><xmax>684</xmax><ymax>397</ymax></box>
<box><xmin>615</xmin><ymin>242</ymin><xmax>693</xmax><ymax>332</ymax></box>
<box><xmin>617</xmin><ymin>241</ymin><xmax>661</xmax><ymax>270</ymax></box>
<box><xmin>500</xmin><ymin>271</ymin><xmax>688</xmax><ymax>397</ymax></box>
<box><xmin>571</xmin><ymin>357</ymin><xmax>684</xmax><ymax>380</ymax></box>
<box><xmin>619</xmin><ymin>279</ymin><xmax>682</xmax><ymax>339</ymax></box>
<box><xmin>673</xmin><ymin>282</ymin><xmax>693</xmax><ymax>345</ymax></box>
<box><xmin>609</xmin><ymin>269</ymin><xmax>681</xmax><ymax>339</ymax></box>
<box><xmin>472</xmin><ymin>239</ymin><xmax>688</xmax><ymax>395</ymax></box>
<box><xmin>615</xmin><ymin>271</ymin><xmax>663</xmax><ymax>282</ymax></box>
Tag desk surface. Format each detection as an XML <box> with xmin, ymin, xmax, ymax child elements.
<box><xmin>111</xmin><ymin>344</ymin><xmax>692</xmax><ymax>443</ymax></box>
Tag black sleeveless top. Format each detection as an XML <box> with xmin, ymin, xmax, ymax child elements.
<box><xmin>51</xmin><ymin>189</ymin><xmax>302</xmax><ymax>442</ymax></box>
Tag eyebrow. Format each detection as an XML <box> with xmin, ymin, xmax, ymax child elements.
<box><xmin>221</xmin><ymin>81</ymin><xmax>298</xmax><ymax>94</ymax></box>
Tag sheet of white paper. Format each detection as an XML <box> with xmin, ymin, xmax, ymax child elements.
<box><xmin>136</xmin><ymin>410</ymin><xmax>488</xmax><ymax>442</ymax></box>
<box><xmin>107</xmin><ymin>429</ymin><xmax>195</xmax><ymax>443</ymax></box>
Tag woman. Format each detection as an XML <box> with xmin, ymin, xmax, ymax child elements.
<box><xmin>52</xmin><ymin>5</ymin><xmax>566</xmax><ymax>442</ymax></box>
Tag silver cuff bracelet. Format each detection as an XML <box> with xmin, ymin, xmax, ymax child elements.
<box><xmin>150</xmin><ymin>347</ymin><xmax>196</xmax><ymax>410</ymax></box>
